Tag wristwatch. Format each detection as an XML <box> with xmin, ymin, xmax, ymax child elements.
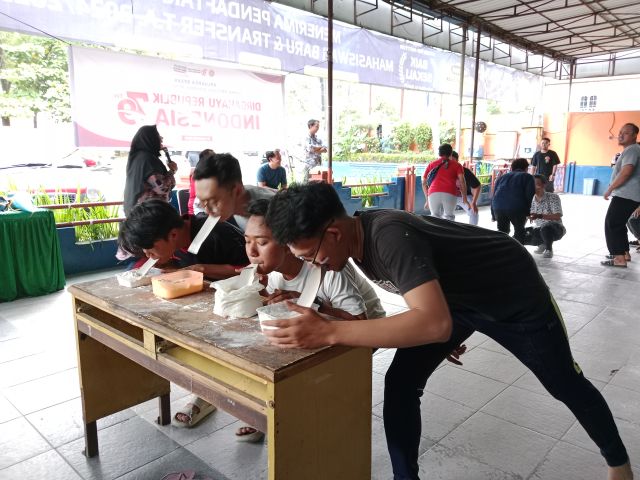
<box><xmin>313</xmin><ymin>295</ymin><xmax>324</xmax><ymax>308</ymax></box>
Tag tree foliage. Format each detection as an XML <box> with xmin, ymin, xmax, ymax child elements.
<box><xmin>0</xmin><ymin>32</ymin><xmax>71</xmax><ymax>127</ymax></box>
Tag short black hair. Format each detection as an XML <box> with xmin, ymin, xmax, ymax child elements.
<box><xmin>541</xmin><ymin>137</ymin><xmax>551</xmax><ymax>143</ymax></box>
<box><xmin>438</xmin><ymin>144</ymin><xmax>453</xmax><ymax>157</ymax></box>
<box><xmin>247</xmin><ymin>198</ymin><xmax>270</xmax><ymax>217</ymax></box>
<box><xmin>534</xmin><ymin>174</ymin><xmax>548</xmax><ymax>184</ymax></box>
<box><xmin>118</xmin><ymin>199</ymin><xmax>183</xmax><ymax>256</ymax></box>
<box><xmin>511</xmin><ymin>158</ymin><xmax>529</xmax><ymax>171</ymax></box>
<box><xmin>199</xmin><ymin>149</ymin><xmax>215</xmax><ymax>162</ymax></box>
<box><xmin>265</xmin><ymin>150</ymin><xmax>276</xmax><ymax>161</ymax></box>
<box><xmin>266</xmin><ymin>182</ymin><xmax>346</xmax><ymax>245</ymax></box>
<box><xmin>451</xmin><ymin>150</ymin><xmax>459</xmax><ymax>160</ymax></box>
<box><xmin>623</xmin><ymin>123</ymin><xmax>639</xmax><ymax>136</ymax></box>
<box><xmin>193</xmin><ymin>152</ymin><xmax>242</xmax><ymax>187</ymax></box>
<box><xmin>308</xmin><ymin>119</ymin><xmax>319</xmax><ymax>129</ymax></box>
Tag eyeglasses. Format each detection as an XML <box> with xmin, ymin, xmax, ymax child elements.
<box><xmin>296</xmin><ymin>220</ymin><xmax>333</xmax><ymax>265</ymax></box>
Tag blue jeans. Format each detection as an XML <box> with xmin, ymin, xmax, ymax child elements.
<box><xmin>383</xmin><ymin>297</ymin><xmax>628</xmax><ymax>479</ymax></box>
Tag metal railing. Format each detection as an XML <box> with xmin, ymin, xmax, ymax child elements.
<box><xmin>39</xmin><ymin>201</ymin><xmax>124</xmax><ymax>228</ymax></box>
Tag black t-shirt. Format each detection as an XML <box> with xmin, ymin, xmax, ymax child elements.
<box><xmin>354</xmin><ymin>209</ymin><xmax>549</xmax><ymax>324</ymax></box>
<box><xmin>531</xmin><ymin>150</ymin><xmax>560</xmax><ymax>178</ymax></box>
<box><xmin>462</xmin><ymin>167</ymin><xmax>481</xmax><ymax>195</ymax></box>
<box><xmin>173</xmin><ymin>214</ymin><xmax>248</xmax><ymax>268</ymax></box>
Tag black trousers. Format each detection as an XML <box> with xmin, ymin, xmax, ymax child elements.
<box><xmin>604</xmin><ymin>196</ymin><xmax>640</xmax><ymax>255</ymax></box>
<box><xmin>628</xmin><ymin>215</ymin><xmax>640</xmax><ymax>240</ymax></box>
<box><xmin>383</xmin><ymin>297</ymin><xmax>629</xmax><ymax>480</ymax></box>
<box><xmin>495</xmin><ymin>210</ymin><xmax>527</xmax><ymax>244</ymax></box>
<box><xmin>538</xmin><ymin>223</ymin><xmax>565</xmax><ymax>250</ymax></box>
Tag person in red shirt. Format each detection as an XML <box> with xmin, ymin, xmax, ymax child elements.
<box><xmin>422</xmin><ymin>143</ymin><xmax>469</xmax><ymax>220</ymax></box>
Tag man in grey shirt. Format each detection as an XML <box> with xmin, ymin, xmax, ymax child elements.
<box><xmin>601</xmin><ymin>123</ymin><xmax>640</xmax><ymax>268</ymax></box>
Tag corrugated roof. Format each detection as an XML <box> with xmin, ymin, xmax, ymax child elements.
<box><xmin>397</xmin><ymin>0</ymin><xmax>640</xmax><ymax>61</ymax></box>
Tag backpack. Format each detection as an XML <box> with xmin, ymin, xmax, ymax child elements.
<box><xmin>426</xmin><ymin>160</ymin><xmax>445</xmax><ymax>188</ymax></box>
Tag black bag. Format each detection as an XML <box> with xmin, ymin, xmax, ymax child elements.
<box><xmin>523</xmin><ymin>227</ymin><xmax>543</xmax><ymax>246</ymax></box>
<box><xmin>426</xmin><ymin>161</ymin><xmax>444</xmax><ymax>188</ymax></box>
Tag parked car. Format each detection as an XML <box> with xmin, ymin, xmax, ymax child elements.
<box><xmin>0</xmin><ymin>164</ymin><xmax>104</xmax><ymax>203</ymax></box>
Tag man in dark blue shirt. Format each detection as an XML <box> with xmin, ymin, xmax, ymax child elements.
<box><xmin>257</xmin><ymin>150</ymin><xmax>287</xmax><ymax>189</ymax></box>
<box><xmin>491</xmin><ymin>158</ymin><xmax>535</xmax><ymax>244</ymax></box>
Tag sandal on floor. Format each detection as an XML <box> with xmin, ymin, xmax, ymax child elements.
<box><xmin>172</xmin><ymin>396</ymin><xmax>216</xmax><ymax>428</ymax></box>
<box><xmin>235</xmin><ymin>425</ymin><xmax>265</xmax><ymax>443</ymax></box>
<box><xmin>605</xmin><ymin>254</ymin><xmax>631</xmax><ymax>261</ymax></box>
<box><xmin>600</xmin><ymin>259</ymin><xmax>627</xmax><ymax>268</ymax></box>
<box><xmin>161</xmin><ymin>471</ymin><xmax>196</xmax><ymax>480</ymax></box>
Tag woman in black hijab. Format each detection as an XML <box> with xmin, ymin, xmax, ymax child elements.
<box><xmin>123</xmin><ymin>125</ymin><xmax>177</xmax><ymax>216</ymax></box>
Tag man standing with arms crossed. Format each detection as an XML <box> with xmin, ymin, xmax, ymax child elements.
<box><xmin>301</xmin><ymin>119</ymin><xmax>327</xmax><ymax>183</ymax></box>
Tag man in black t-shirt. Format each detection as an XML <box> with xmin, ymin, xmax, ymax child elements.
<box><xmin>118</xmin><ymin>199</ymin><xmax>248</xmax><ymax>279</ymax></box>
<box><xmin>531</xmin><ymin>137</ymin><xmax>561</xmax><ymax>192</ymax></box>
<box><xmin>262</xmin><ymin>182</ymin><xmax>632</xmax><ymax>480</ymax></box>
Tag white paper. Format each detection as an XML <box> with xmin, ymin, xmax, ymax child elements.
<box><xmin>297</xmin><ymin>264</ymin><xmax>323</xmax><ymax>308</ymax></box>
<box><xmin>137</xmin><ymin>257</ymin><xmax>158</xmax><ymax>277</ymax></box>
<box><xmin>187</xmin><ymin>215</ymin><xmax>220</xmax><ymax>254</ymax></box>
<box><xmin>237</xmin><ymin>264</ymin><xmax>258</xmax><ymax>287</ymax></box>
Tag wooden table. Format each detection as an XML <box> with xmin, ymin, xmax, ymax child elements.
<box><xmin>69</xmin><ymin>278</ymin><xmax>372</xmax><ymax>479</ymax></box>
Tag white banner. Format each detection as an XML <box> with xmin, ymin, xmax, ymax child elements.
<box><xmin>69</xmin><ymin>47</ymin><xmax>284</xmax><ymax>151</ymax></box>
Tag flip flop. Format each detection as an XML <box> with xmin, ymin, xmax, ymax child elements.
<box><xmin>600</xmin><ymin>259</ymin><xmax>627</xmax><ymax>268</ymax></box>
<box><xmin>161</xmin><ymin>470</ymin><xmax>196</xmax><ymax>480</ymax></box>
<box><xmin>172</xmin><ymin>397</ymin><xmax>216</xmax><ymax>428</ymax></box>
<box><xmin>235</xmin><ymin>425</ymin><xmax>265</xmax><ymax>443</ymax></box>
<box><xmin>605</xmin><ymin>254</ymin><xmax>631</xmax><ymax>262</ymax></box>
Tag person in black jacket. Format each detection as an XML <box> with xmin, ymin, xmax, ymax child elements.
<box><xmin>491</xmin><ymin>158</ymin><xmax>535</xmax><ymax>244</ymax></box>
<box><xmin>122</xmin><ymin>125</ymin><xmax>177</xmax><ymax>216</ymax></box>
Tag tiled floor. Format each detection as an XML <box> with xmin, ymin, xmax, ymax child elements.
<box><xmin>1</xmin><ymin>193</ymin><xmax>639</xmax><ymax>479</ymax></box>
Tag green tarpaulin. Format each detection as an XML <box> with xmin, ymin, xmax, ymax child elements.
<box><xmin>0</xmin><ymin>210</ymin><xmax>65</xmax><ymax>302</ymax></box>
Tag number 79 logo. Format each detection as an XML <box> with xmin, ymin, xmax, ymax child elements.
<box><xmin>117</xmin><ymin>92</ymin><xmax>149</xmax><ymax>125</ymax></box>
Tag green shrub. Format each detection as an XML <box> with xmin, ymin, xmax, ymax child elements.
<box><xmin>391</xmin><ymin>122</ymin><xmax>414</xmax><ymax>151</ymax></box>
<box><xmin>439</xmin><ymin>121</ymin><xmax>456</xmax><ymax>145</ymax></box>
<box><xmin>32</xmin><ymin>190</ymin><xmax>120</xmax><ymax>242</ymax></box>
<box><xmin>344</xmin><ymin>176</ymin><xmax>386</xmax><ymax>208</ymax></box>
<box><xmin>413</xmin><ymin>124</ymin><xmax>432</xmax><ymax>151</ymax></box>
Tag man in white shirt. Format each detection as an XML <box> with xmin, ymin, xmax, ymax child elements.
<box><xmin>246</xmin><ymin>199</ymin><xmax>385</xmax><ymax>321</ymax></box>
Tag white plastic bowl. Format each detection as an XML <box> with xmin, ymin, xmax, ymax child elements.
<box><xmin>256</xmin><ymin>301</ymin><xmax>319</xmax><ymax>331</ymax></box>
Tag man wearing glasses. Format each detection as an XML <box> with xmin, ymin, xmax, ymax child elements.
<box><xmin>231</xmin><ymin>198</ymin><xmax>386</xmax><ymax>443</ymax></box>
<box><xmin>262</xmin><ymin>182</ymin><xmax>632</xmax><ymax>480</ymax></box>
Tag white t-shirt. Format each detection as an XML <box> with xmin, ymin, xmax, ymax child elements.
<box><xmin>267</xmin><ymin>262</ymin><xmax>385</xmax><ymax>318</ymax></box>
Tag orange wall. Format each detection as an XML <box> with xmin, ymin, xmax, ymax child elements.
<box><xmin>545</xmin><ymin>111</ymin><xmax>640</xmax><ymax>167</ymax></box>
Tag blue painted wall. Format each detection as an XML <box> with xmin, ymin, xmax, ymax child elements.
<box><xmin>57</xmin><ymin>227</ymin><xmax>120</xmax><ymax>275</ymax></box>
<box><xmin>334</xmin><ymin>177</ymin><xmax>405</xmax><ymax>215</ymax></box>
<box><xmin>564</xmin><ymin>165</ymin><xmax>612</xmax><ymax>196</ymax></box>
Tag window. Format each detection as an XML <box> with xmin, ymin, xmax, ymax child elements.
<box><xmin>579</xmin><ymin>96</ymin><xmax>588</xmax><ymax>109</ymax></box>
<box><xmin>578</xmin><ymin>95</ymin><xmax>597</xmax><ymax>111</ymax></box>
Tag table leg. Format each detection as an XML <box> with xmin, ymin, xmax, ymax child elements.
<box><xmin>75</xmin><ymin>314</ymin><xmax>170</xmax><ymax>457</ymax></box>
<box><xmin>157</xmin><ymin>393</ymin><xmax>171</xmax><ymax>425</ymax></box>
<box><xmin>267</xmin><ymin>347</ymin><xmax>372</xmax><ymax>479</ymax></box>
<box><xmin>84</xmin><ymin>421</ymin><xmax>99</xmax><ymax>458</ymax></box>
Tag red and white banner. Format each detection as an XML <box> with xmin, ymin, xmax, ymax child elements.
<box><xmin>69</xmin><ymin>47</ymin><xmax>284</xmax><ymax>150</ymax></box>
